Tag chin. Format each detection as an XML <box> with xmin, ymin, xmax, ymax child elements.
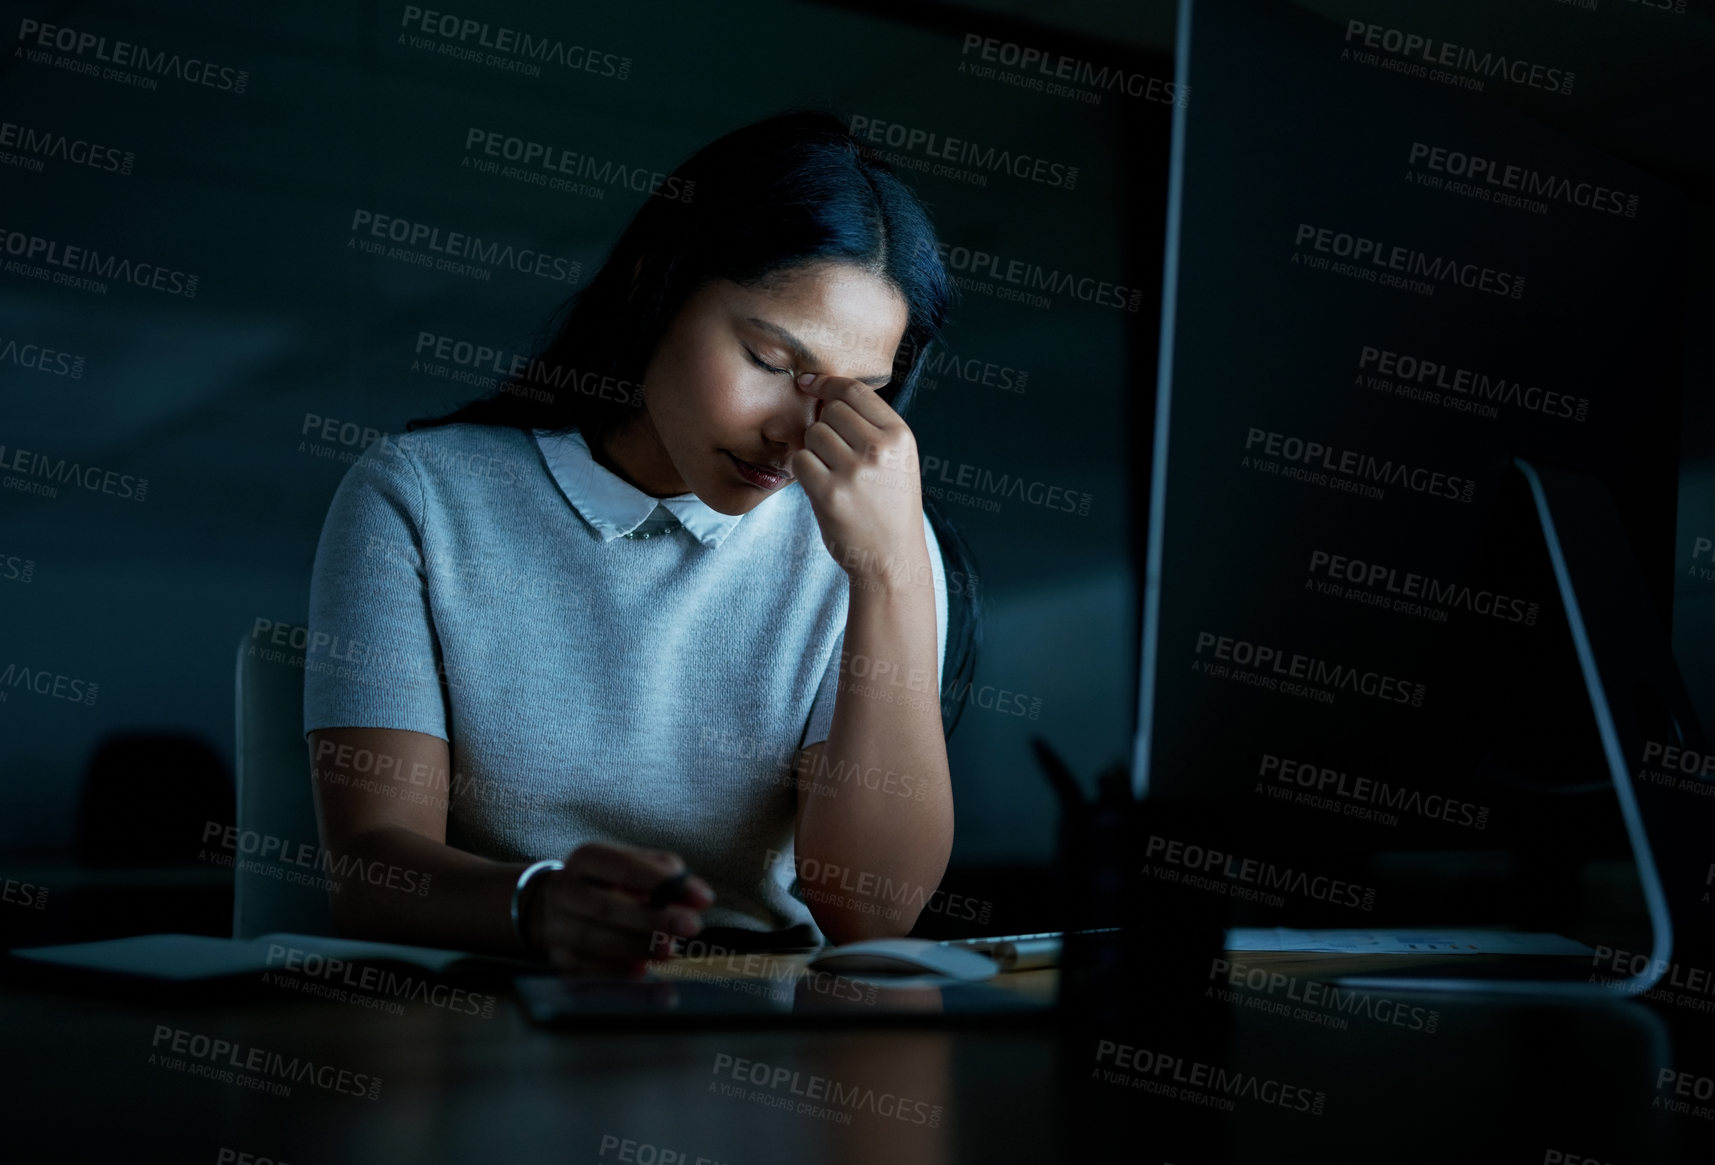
<box><xmin>699</xmin><ymin>486</ymin><xmax>773</xmax><ymax>517</ymax></box>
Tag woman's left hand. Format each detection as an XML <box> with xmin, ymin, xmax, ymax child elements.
<box><xmin>788</xmin><ymin>372</ymin><xmax>931</xmax><ymax>592</ymax></box>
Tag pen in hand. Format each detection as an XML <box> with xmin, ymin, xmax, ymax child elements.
<box><xmin>649</xmin><ymin>869</ymin><xmax>692</xmax><ymax>910</ymax></box>
<box><xmin>533</xmin><ymin>843</ymin><xmax>712</xmax><ymax>974</ymax></box>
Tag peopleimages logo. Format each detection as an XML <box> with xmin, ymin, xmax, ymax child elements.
<box><xmin>768</xmin><ymin>850</ymin><xmax>993</xmax><ymax>925</ymax></box>
<box><xmin>1243</xmin><ymin>427</ymin><xmax>1476</xmax><ymax>505</ymax></box>
<box><xmin>249</xmin><ymin>610</ymin><xmax>470</xmax><ymax>693</ymax></box>
<box><xmin>1342</xmin><ymin>20</ymin><xmax>1574</xmax><ymax>96</ymax></box>
<box><xmin>919</xmin><ymin>453</ymin><xmax>1092</xmax><ymax>516</ymax></box>
<box><xmin>1193</xmin><ymin>630</ymin><xmax>1427</xmax><ymax>708</ymax></box>
<box><xmin>348</xmin><ymin>210</ymin><xmax>580</xmax><ymax>284</ymax></box>
<box><xmin>462</xmin><ymin>128</ymin><xmax>692</xmax><ymax>201</ymax></box>
<box><xmin>264</xmin><ymin>942</ymin><xmax>497</xmax><ymax>1018</ymax></box>
<box><xmin>1259</xmin><ymin>753</ymin><xmax>1489</xmax><ymax>830</ymax></box>
<box><xmin>1590</xmin><ymin>945</ymin><xmax>1715</xmax><ymax>1009</ymax></box>
<box><xmin>1093</xmin><ymin>1038</ymin><xmax>1328</xmax><ymax>1115</ymax></box>
<box><xmin>1655</xmin><ymin>1066</ymin><xmax>1715</xmax><ymax>1121</ymax></box>
<box><xmin>1307</xmin><ymin>548</ymin><xmax>1540</xmax><ymax>627</ymax></box>
<box><xmin>918</xmin><ymin>342</ymin><xmax>1028</xmax><ymax>395</ymax></box>
<box><xmin>1293</xmin><ymin>223</ymin><xmax>1524</xmax><ymax>300</ymax></box>
<box><xmin>779</xmin><ymin>748</ymin><xmax>932</xmax><ymax>803</ymax></box>
<box><xmin>0</xmin><ymin>227</ymin><xmax>198</xmax><ymax>297</ymax></box>
<box><xmin>1407</xmin><ymin>142</ymin><xmax>1638</xmax><ymax>219</ymax></box>
<box><xmin>1210</xmin><ymin>958</ymin><xmax>1441</xmax><ymax>1034</ymax></box>
<box><xmin>598</xmin><ymin>1134</ymin><xmax>731</xmax><ymax>1165</ymax></box>
<box><xmin>1633</xmin><ymin>740</ymin><xmax>1715</xmax><ymax>802</ymax></box>
<box><xmin>297</xmin><ymin>413</ymin><xmax>393</xmax><ymax>469</ymax></box>
<box><xmin>200</xmin><ymin>821</ymin><xmax>433</xmax><ymax>897</ymax></box>
<box><xmin>652</xmin><ymin>930</ymin><xmax>881</xmax><ymax>1008</ymax></box>
<box><xmin>150</xmin><ymin>1025</ymin><xmax>380</xmax><ymax>1100</ymax></box>
<box><xmin>397</xmin><ymin>5</ymin><xmax>630</xmax><ymax>80</ymax></box>
<box><xmin>710</xmin><ymin>1053</ymin><xmax>943</xmax><ymax>1127</ymax></box>
<box><xmin>2</xmin><ymin>876</ymin><xmax>50</xmax><ymax>910</ymax></box>
<box><xmin>0</xmin><ymin>662</ymin><xmax>98</xmax><ymax>706</ymax></box>
<box><xmin>1144</xmin><ymin>834</ymin><xmax>1379</xmax><ymax>912</ymax></box>
<box><xmin>0</xmin><ymin>443</ymin><xmax>148</xmax><ymax>503</ymax></box>
<box><xmin>1618</xmin><ymin>0</ymin><xmax>1687</xmax><ymax>15</ymax></box>
<box><xmin>310</xmin><ymin>736</ymin><xmax>512</xmax><ymax>814</ymax></box>
<box><xmin>1692</xmin><ymin>536</ymin><xmax>1715</xmax><ymax>578</ymax></box>
<box><xmin>848</xmin><ymin>115</ymin><xmax>1079</xmax><ymax>190</ymax></box>
<box><xmin>15</xmin><ymin>19</ymin><xmax>251</xmax><ymax>94</ymax></box>
<box><xmin>411</xmin><ymin>331</ymin><xmax>641</xmax><ymax>407</ymax></box>
<box><xmin>0</xmin><ymin>553</ymin><xmax>36</xmax><ymax>584</ymax></box>
<box><xmin>413</xmin><ymin>332</ymin><xmax>531</xmax><ymax>381</ymax></box>
<box><xmin>1357</xmin><ymin>345</ymin><xmax>1588</xmax><ymax>424</ymax></box>
<box><xmin>958</xmin><ymin>33</ymin><xmax>1187</xmax><ymax>107</ymax></box>
<box><xmin>0</xmin><ymin>334</ymin><xmax>86</xmax><ymax>378</ymax></box>
<box><xmin>924</xmin><ymin>237</ymin><xmax>1144</xmax><ymax>313</ymax></box>
<box><xmin>0</xmin><ymin>120</ymin><xmax>135</xmax><ymax>175</ymax></box>
<box><xmin>1642</xmin><ymin>741</ymin><xmax>1715</xmax><ymax>777</ymax></box>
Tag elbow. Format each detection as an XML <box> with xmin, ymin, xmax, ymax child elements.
<box><xmin>323</xmin><ymin>865</ymin><xmax>373</xmax><ymax>938</ymax></box>
<box><xmin>318</xmin><ymin>826</ymin><xmax>392</xmax><ymax>939</ymax></box>
<box><xmin>326</xmin><ymin>895</ymin><xmax>365</xmax><ymax>939</ymax></box>
<box><xmin>811</xmin><ymin>902</ymin><xmax>922</xmax><ymax>947</ymax></box>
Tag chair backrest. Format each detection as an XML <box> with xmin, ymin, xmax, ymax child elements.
<box><xmin>232</xmin><ymin>623</ymin><xmax>337</xmax><ymax>939</ymax></box>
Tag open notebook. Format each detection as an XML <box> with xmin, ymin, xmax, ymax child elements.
<box><xmin>5</xmin><ymin>932</ymin><xmax>528</xmax><ymax>986</ymax></box>
<box><xmin>6</xmin><ymin>920</ymin><xmax>829</xmax><ymax>987</ymax></box>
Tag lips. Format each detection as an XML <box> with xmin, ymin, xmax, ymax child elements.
<box><xmin>728</xmin><ymin>452</ymin><xmax>791</xmax><ymax>491</ymax></box>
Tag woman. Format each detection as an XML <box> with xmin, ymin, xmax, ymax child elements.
<box><xmin>303</xmin><ymin>109</ymin><xmax>979</xmax><ymax>975</ymax></box>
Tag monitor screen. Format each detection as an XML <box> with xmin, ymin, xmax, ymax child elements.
<box><xmin>1133</xmin><ymin>0</ymin><xmax>1688</xmax><ymax>933</ymax></box>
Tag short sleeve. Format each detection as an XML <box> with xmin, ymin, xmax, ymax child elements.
<box><xmin>802</xmin><ymin>511</ymin><xmax>949</xmax><ymax>748</ymax></box>
<box><xmin>302</xmin><ymin>438</ymin><xmax>451</xmax><ymax>741</ymax></box>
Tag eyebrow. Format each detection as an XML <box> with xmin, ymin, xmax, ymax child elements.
<box><xmin>743</xmin><ymin>317</ymin><xmax>893</xmax><ymax>387</ymax></box>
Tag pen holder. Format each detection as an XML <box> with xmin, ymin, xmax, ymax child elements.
<box><xmin>1047</xmin><ymin>756</ymin><xmax>1238</xmax><ymax>1158</ymax></box>
<box><xmin>1056</xmin><ymin>778</ymin><xmax>1232</xmax><ymax>1039</ymax></box>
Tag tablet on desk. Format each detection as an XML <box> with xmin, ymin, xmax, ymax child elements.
<box><xmin>2</xmin><ymin>932</ymin><xmax>534</xmax><ymax>1000</ymax></box>
<box><xmin>513</xmin><ymin>966</ymin><xmax>1053</xmax><ymax>1029</ymax></box>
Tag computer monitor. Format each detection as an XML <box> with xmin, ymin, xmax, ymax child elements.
<box><xmin>1129</xmin><ymin>0</ymin><xmax>1703</xmax><ymax>988</ymax></box>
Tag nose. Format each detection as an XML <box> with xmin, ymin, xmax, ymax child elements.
<box><xmin>759</xmin><ymin>382</ymin><xmax>820</xmax><ymax>458</ymax></box>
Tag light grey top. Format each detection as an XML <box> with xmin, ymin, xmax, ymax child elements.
<box><xmin>302</xmin><ymin>422</ymin><xmax>947</xmax><ymax>937</ymax></box>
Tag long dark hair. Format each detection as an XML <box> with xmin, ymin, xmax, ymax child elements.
<box><xmin>408</xmin><ymin>108</ymin><xmax>981</xmax><ymax>738</ymax></box>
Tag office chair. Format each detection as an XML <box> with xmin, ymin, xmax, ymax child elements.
<box><xmin>232</xmin><ymin>623</ymin><xmax>337</xmax><ymax>939</ymax></box>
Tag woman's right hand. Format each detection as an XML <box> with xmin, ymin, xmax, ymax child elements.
<box><xmin>525</xmin><ymin>842</ymin><xmax>715</xmax><ymax>974</ymax></box>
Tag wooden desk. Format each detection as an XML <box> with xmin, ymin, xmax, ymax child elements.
<box><xmin>2</xmin><ymin>956</ymin><xmax>1711</xmax><ymax>1163</ymax></box>
<box><xmin>647</xmin><ymin>950</ymin><xmax>1060</xmax><ymax>1009</ymax></box>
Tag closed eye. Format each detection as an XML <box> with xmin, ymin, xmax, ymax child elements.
<box><xmin>744</xmin><ymin>346</ymin><xmax>791</xmax><ymax>376</ymax></box>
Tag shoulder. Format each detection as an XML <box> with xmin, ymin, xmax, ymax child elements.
<box><xmin>372</xmin><ymin>422</ymin><xmax>534</xmax><ymax>470</ymax></box>
<box><xmin>358</xmin><ymin>423</ymin><xmax>543</xmax><ymax>497</ymax></box>
<box><xmin>319</xmin><ymin>424</ymin><xmax>541</xmax><ymax>536</ymax></box>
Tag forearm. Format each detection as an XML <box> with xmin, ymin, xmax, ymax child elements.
<box><xmin>795</xmin><ymin>575</ymin><xmax>954</xmax><ymax>944</ymax></box>
<box><xmin>324</xmin><ymin>824</ymin><xmax>536</xmax><ymax>957</ymax></box>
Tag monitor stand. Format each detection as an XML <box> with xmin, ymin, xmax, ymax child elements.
<box><xmin>1336</xmin><ymin>458</ymin><xmax>1709</xmax><ymax>997</ymax></box>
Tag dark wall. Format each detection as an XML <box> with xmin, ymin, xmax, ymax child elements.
<box><xmin>2</xmin><ymin>0</ymin><xmax>1710</xmax><ymax>871</ymax></box>
<box><xmin>0</xmin><ymin>0</ymin><xmax>1177</xmax><ymax>864</ymax></box>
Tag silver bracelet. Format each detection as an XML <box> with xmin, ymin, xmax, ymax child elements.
<box><xmin>510</xmin><ymin>859</ymin><xmax>565</xmax><ymax>951</ymax></box>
